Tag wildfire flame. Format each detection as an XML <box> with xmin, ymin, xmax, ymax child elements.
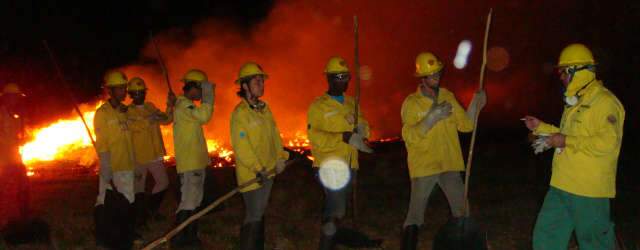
<box><xmin>19</xmin><ymin>103</ymin><xmax>312</xmax><ymax>171</ymax></box>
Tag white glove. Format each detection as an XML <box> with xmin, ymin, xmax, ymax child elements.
<box><xmin>355</xmin><ymin>123</ymin><xmax>367</xmax><ymax>135</ymax></box>
<box><xmin>348</xmin><ymin>133</ymin><xmax>373</xmax><ymax>153</ymax></box>
<box><xmin>531</xmin><ymin>135</ymin><xmax>552</xmax><ymax>154</ymax></box>
<box><xmin>275</xmin><ymin>159</ymin><xmax>287</xmax><ymax>174</ymax></box>
<box><xmin>420</xmin><ymin>102</ymin><xmax>452</xmax><ymax>133</ymax></box>
<box><xmin>201</xmin><ymin>82</ymin><xmax>215</xmax><ymax>104</ymax></box>
<box><xmin>466</xmin><ymin>90</ymin><xmax>487</xmax><ymax>119</ymax></box>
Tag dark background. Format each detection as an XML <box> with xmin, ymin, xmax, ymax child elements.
<box><xmin>1</xmin><ymin>0</ymin><xmax>639</xmax><ymax>181</ymax></box>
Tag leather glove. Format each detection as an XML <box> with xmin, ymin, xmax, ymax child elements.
<box><xmin>348</xmin><ymin>132</ymin><xmax>374</xmax><ymax>153</ymax></box>
<box><xmin>420</xmin><ymin>102</ymin><xmax>452</xmax><ymax>133</ymax></box>
<box><xmin>466</xmin><ymin>90</ymin><xmax>487</xmax><ymax>119</ymax></box>
<box><xmin>531</xmin><ymin>135</ymin><xmax>552</xmax><ymax>154</ymax></box>
<box><xmin>201</xmin><ymin>82</ymin><xmax>215</xmax><ymax>104</ymax></box>
<box><xmin>256</xmin><ymin>170</ymin><xmax>268</xmax><ymax>185</ymax></box>
<box><xmin>275</xmin><ymin>159</ymin><xmax>287</xmax><ymax>174</ymax></box>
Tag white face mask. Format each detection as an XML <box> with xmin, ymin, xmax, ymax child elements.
<box><xmin>564</xmin><ymin>96</ymin><xmax>578</xmax><ymax>106</ymax></box>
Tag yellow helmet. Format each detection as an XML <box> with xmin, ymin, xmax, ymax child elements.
<box><xmin>236</xmin><ymin>62</ymin><xmax>268</xmax><ymax>83</ymax></box>
<box><xmin>557</xmin><ymin>43</ymin><xmax>596</xmax><ymax>67</ymax></box>
<box><xmin>104</xmin><ymin>71</ymin><xmax>128</xmax><ymax>87</ymax></box>
<box><xmin>1</xmin><ymin>83</ymin><xmax>22</xmax><ymax>95</ymax></box>
<box><xmin>182</xmin><ymin>69</ymin><xmax>208</xmax><ymax>83</ymax></box>
<box><xmin>128</xmin><ymin>77</ymin><xmax>147</xmax><ymax>91</ymax></box>
<box><xmin>324</xmin><ymin>56</ymin><xmax>350</xmax><ymax>74</ymax></box>
<box><xmin>415</xmin><ymin>52</ymin><xmax>443</xmax><ymax>77</ymax></box>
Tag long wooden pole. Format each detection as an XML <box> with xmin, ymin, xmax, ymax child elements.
<box><xmin>149</xmin><ymin>31</ymin><xmax>174</xmax><ymax>94</ymax></box>
<box><xmin>463</xmin><ymin>9</ymin><xmax>492</xmax><ymax>215</ymax></box>
<box><xmin>142</xmin><ymin>165</ymin><xmax>289</xmax><ymax>250</ymax></box>
<box><xmin>351</xmin><ymin>15</ymin><xmax>361</xmax><ymax>221</ymax></box>
<box><xmin>42</xmin><ymin>40</ymin><xmax>96</xmax><ymax>148</ymax></box>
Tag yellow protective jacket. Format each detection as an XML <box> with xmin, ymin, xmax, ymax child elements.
<box><xmin>401</xmin><ymin>88</ymin><xmax>473</xmax><ymax>178</ymax></box>
<box><xmin>230</xmin><ymin>100</ymin><xmax>289</xmax><ymax>192</ymax></box>
<box><xmin>173</xmin><ymin>96</ymin><xmax>213</xmax><ymax>173</ymax></box>
<box><xmin>307</xmin><ymin>94</ymin><xmax>370</xmax><ymax>169</ymax></box>
<box><xmin>0</xmin><ymin>107</ymin><xmax>23</xmax><ymax>166</ymax></box>
<box><xmin>535</xmin><ymin>81</ymin><xmax>624</xmax><ymax>198</ymax></box>
<box><xmin>127</xmin><ymin>102</ymin><xmax>170</xmax><ymax>165</ymax></box>
<box><xmin>94</xmin><ymin>102</ymin><xmax>135</xmax><ymax>172</ymax></box>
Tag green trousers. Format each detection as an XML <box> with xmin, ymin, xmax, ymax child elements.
<box><xmin>533</xmin><ymin>187</ymin><xmax>615</xmax><ymax>250</ymax></box>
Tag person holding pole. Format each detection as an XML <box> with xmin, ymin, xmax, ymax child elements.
<box><xmin>307</xmin><ymin>56</ymin><xmax>373</xmax><ymax>250</ymax></box>
<box><xmin>94</xmin><ymin>71</ymin><xmax>138</xmax><ymax>248</ymax></box>
<box><xmin>400</xmin><ymin>52</ymin><xmax>486</xmax><ymax>250</ymax></box>
<box><xmin>126</xmin><ymin>77</ymin><xmax>175</xmax><ymax>228</ymax></box>
<box><xmin>525</xmin><ymin>43</ymin><xmax>624</xmax><ymax>249</ymax></box>
<box><xmin>171</xmin><ymin>69</ymin><xmax>215</xmax><ymax>248</ymax></box>
<box><xmin>230</xmin><ymin>62</ymin><xmax>289</xmax><ymax>250</ymax></box>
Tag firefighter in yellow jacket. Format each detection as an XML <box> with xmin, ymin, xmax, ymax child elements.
<box><xmin>308</xmin><ymin>56</ymin><xmax>374</xmax><ymax>249</ymax></box>
<box><xmin>230</xmin><ymin>62</ymin><xmax>289</xmax><ymax>250</ymax></box>
<box><xmin>400</xmin><ymin>52</ymin><xmax>486</xmax><ymax>250</ymax></box>
<box><xmin>171</xmin><ymin>69</ymin><xmax>215</xmax><ymax>247</ymax></box>
<box><xmin>126</xmin><ymin>77</ymin><xmax>175</xmax><ymax>227</ymax></box>
<box><xmin>524</xmin><ymin>44</ymin><xmax>624</xmax><ymax>249</ymax></box>
<box><xmin>93</xmin><ymin>71</ymin><xmax>138</xmax><ymax>248</ymax></box>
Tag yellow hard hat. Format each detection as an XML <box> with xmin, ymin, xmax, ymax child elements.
<box><xmin>1</xmin><ymin>83</ymin><xmax>22</xmax><ymax>95</ymax></box>
<box><xmin>182</xmin><ymin>69</ymin><xmax>208</xmax><ymax>83</ymax></box>
<box><xmin>236</xmin><ymin>62</ymin><xmax>268</xmax><ymax>83</ymax></box>
<box><xmin>324</xmin><ymin>56</ymin><xmax>350</xmax><ymax>74</ymax></box>
<box><xmin>415</xmin><ymin>52</ymin><xmax>443</xmax><ymax>77</ymax></box>
<box><xmin>104</xmin><ymin>71</ymin><xmax>128</xmax><ymax>87</ymax></box>
<box><xmin>128</xmin><ymin>77</ymin><xmax>147</xmax><ymax>91</ymax></box>
<box><xmin>557</xmin><ymin>43</ymin><xmax>596</xmax><ymax>67</ymax></box>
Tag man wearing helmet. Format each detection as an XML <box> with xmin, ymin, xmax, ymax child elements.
<box><xmin>171</xmin><ymin>69</ymin><xmax>215</xmax><ymax>248</ymax></box>
<box><xmin>307</xmin><ymin>56</ymin><xmax>375</xmax><ymax>250</ymax></box>
<box><xmin>126</xmin><ymin>77</ymin><xmax>175</xmax><ymax>229</ymax></box>
<box><xmin>524</xmin><ymin>43</ymin><xmax>624</xmax><ymax>249</ymax></box>
<box><xmin>400</xmin><ymin>52</ymin><xmax>486</xmax><ymax>249</ymax></box>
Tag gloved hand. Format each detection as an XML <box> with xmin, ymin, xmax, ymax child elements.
<box><xmin>275</xmin><ymin>159</ymin><xmax>287</xmax><ymax>174</ymax></box>
<box><xmin>256</xmin><ymin>170</ymin><xmax>268</xmax><ymax>185</ymax></box>
<box><xmin>355</xmin><ymin>123</ymin><xmax>367</xmax><ymax>135</ymax></box>
<box><xmin>466</xmin><ymin>90</ymin><xmax>487</xmax><ymax>119</ymax></box>
<box><xmin>201</xmin><ymin>81</ymin><xmax>216</xmax><ymax>104</ymax></box>
<box><xmin>348</xmin><ymin>132</ymin><xmax>374</xmax><ymax>153</ymax></box>
<box><xmin>420</xmin><ymin>102</ymin><xmax>452</xmax><ymax>133</ymax></box>
<box><xmin>531</xmin><ymin>135</ymin><xmax>552</xmax><ymax>154</ymax></box>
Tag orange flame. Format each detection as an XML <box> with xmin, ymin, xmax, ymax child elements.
<box><xmin>19</xmin><ymin>103</ymin><xmax>311</xmax><ymax>169</ymax></box>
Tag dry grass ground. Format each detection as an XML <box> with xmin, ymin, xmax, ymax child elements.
<box><xmin>1</xmin><ymin>137</ymin><xmax>638</xmax><ymax>249</ymax></box>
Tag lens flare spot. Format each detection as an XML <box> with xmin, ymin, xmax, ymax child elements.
<box><xmin>454</xmin><ymin>40</ymin><xmax>472</xmax><ymax>69</ymax></box>
<box><xmin>318</xmin><ymin>158</ymin><xmax>351</xmax><ymax>191</ymax></box>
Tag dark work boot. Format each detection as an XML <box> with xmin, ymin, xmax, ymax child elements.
<box><xmin>401</xmin><ymin>224</ymin><xmax>419</xmax><ymax>250</ymax></box>
<box><xmin>147</xmin><ymin>190</ymin><xmax>166</xmax><ymax>221</ymax></box>
<box><xmin>318</xmin><ymin>233</ymin><xmax>335</xmax><ymax>250</ymax></box>
<box><xmin>134</xmin><ymin>193</ymin><xmax>149</xmax><ymax>229</ymax></box>
<box><xmin>239</xmin><ymin>221</ymin><xmax>261</xmax><ymax>250</ymax></box>
<box><xmin>93</xmin><ymin>204</ymin><xmax>107</xmax><ymax>247</ymax></box>
<box><xmin>171</xmin><ymin>210</ymin><xmax>190</xmax><ymax>248</ymax></box>
<box><xmin>256</xmin><ymin>217</ymin><xmax>265</xmax><ymax>250</ymax></box>
<box><xmin>185</xmin><ymin>210</ymin><xmax>201</xmax><ymax>248</ymax></box>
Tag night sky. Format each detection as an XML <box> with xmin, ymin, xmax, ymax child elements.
<box><xmin>1</xmin><ymin>0</ymin><xmax>639</xmax><ymax>142</ymax></box>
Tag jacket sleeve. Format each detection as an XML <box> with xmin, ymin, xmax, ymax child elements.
<box><xmin>126</xmin><ymin>108</ymin><xmax>150</xmax><ymax>133</ymax></box>
<box><xmin>534</xmin><ymin>122</ymin><xmax>560</xmax><ymax>135</ymax></box>
<box><xmin>401</xmin><ymin>97</ymin><xmax>426</xmax><ymax>144</ymax></box>
<box><xmin>451</xmin><ymin>95</ymin><xmax>473</xmax><ymax>132</ymax></box>
<box><xmin>93</xmin><ymin>109</ymin><xmax>109</xmax><ymax>153</ymax></box>
<box><xmin>565</xmin><ymin>98</ymin><xmax>624</xmax><ymax>157</ymax></box>
<box><xmin>308</xmin><ymin>103</ymin><xmax>352</xmax><ymax>133</ymax></box>
<box><xmin>178</xmin><ymin>99</ymin><xmax>213</xmax><ymax>125</ymax></box>
<box><xmin>231</xmin><ymin>111</ymin><xmax>262</xmax><ymax>173</ymax></box>
<box><xmin>148</xmin><ymin>102</ymin><xmax>173</xmax><ymax>125</ymax></box>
